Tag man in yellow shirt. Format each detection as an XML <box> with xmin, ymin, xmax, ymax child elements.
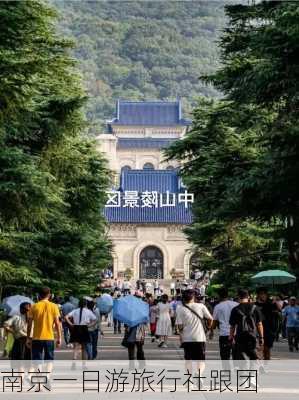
<box><xmin>26</xmin><ymin>287</ymin><xmax>61</xmax><ymax>360</ymax></box>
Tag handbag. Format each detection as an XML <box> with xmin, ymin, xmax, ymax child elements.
<box><xmin>121</xmin><ymin>330</ymin><xmax>129</xmax><ymax>348</ymax></box>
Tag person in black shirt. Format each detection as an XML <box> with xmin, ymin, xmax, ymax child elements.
<box><xmin>229</xmin><ymin>289</ymin><xmax>264</xmax><ymax>360</ymax></box>
<box><xmin>255</xmin><ymin>287</ymin><xmax>281</xmax><ymax>360</ymax></box>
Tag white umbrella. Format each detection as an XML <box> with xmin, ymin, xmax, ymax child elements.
<box><xmin>2</xmin><ymin>295</ymin><xmax>34</xmax><ymax>316</ymax></box>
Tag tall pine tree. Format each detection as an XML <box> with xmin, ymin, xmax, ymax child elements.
<box><xmin>0</xmin><ymin>1</ymin><xmax>111</xmax><ymax>297</ymax></box>
<box><xmin>167</xmin><ymin>1</ymin><xmax>299</xmax><ymax>286</ymax></box>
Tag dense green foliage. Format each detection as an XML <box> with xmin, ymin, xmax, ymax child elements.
<box><xmin>50</xmin><ymin>0</ymin><xmax>232</xmax><ymax>131</ymax></box>
<box><xmin>167</xmin><ymin>1</ymin><xmax>299</xmax><ymax>288</ymax></box>
<box><xmin>0</xmin><ymin>1</ymin><xmax>111</xmax><ymax>298</ymax></box>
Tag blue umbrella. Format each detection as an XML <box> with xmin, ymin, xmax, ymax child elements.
<box><xmin>96</xmin><ymin>293</ymin><xmax>113</xmax><ymax>313</ymax></box>
<box><xmin>113</xmin><ymin>295</ymin><xmax>149</xmax><ymax>327</ymax></box>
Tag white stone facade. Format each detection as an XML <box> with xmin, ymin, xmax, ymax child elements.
<box><xmin>96</xmin><ymin>104</ymin><xmax>192</xmax><ymax>280</ymax></box>
<box><xmin>108</xmin><ymin>224</ymin><xmax>192</xmax><ymax>280</ymax></box>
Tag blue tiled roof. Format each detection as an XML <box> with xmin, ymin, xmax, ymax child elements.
<box><xmin>117</xmin><ymin>138</ymin><xmax>176</xmax><ymax>149</ymax></box>
<box><xmin>120</xmin><ymin>170</ymin><xmax>179</xmax><ymax>192</ymax></box>
<box><xmin>105</xmin><ymin>204</ymin><xmax>193</xmax><ymax>224</ymax></box>
<box><xmin>109</xmin><ymin>100</ymin><xmax>191</xmax><ymax>127</ymax></box>
<box><xmin>104</xmin><ymin>169</ymin><xmax>193</xmax><ymax>224</ymax></box>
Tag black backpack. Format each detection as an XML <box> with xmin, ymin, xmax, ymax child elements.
<box><xmin>237</xmin><ymin>305</ymin><xmax>257</xmax><ymax>349</ymax></box>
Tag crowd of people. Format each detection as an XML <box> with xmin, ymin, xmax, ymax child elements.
<box><xmin>1</xmin><ymin>282</ymin><xmax>299</xmax><ymax>370</ymax></box>
<box><xmin>117</xmin><ymin>285</ymin><xmax>299</xmax><ymax>366</ymax></box>
<box><xmin>101</xmin><ymin>277</ymin><xmax>208</xmax><ymax>299</ymax></box>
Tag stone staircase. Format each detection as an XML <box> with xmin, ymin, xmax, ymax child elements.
<box><xmin>132</xmin><ymin>279</ymin><xmax>178</xmax><ymax>295</ymax></box>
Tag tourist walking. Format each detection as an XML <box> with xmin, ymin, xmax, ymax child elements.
<box><xmin>86</xmin><ymin>299</ymin><xmax>102</xmax><ymax>360</ymax></box>
<box><xmin>229</xmin><ymin>289</ymin><xmax>264</xmax><ymax>360</ymax></box>
<box><xmin>122</xmin><ymin>280</ymin><xmax>131</xmax><ymax>296</ymax></box>
<box><xmin>149</xmin><ymin>299</ymin><xmax>159</xmax><ymax>342</ymax></box>
<box><xmin>113</xmin><ymin>279</ymin><xmax>121</xmax><ymax>293</ymax></box>
<box><xmin>61</xmin><ymin>296</ymin><xmax>75</xmax><ymax>347</ymax></box>
<box><xmin>170</xmin><ymin>297</ymin><xmax>180</xmax><ymax>334</ymax></box>
<box><xmin>175</xmin><ymin>280</ymin><xmax>181</xmax><ymax>296</ymax></box>
<box><xmin>255</xmin><ymin>287</ymin><xmax>281</xmax><ymax>359</ymax></box>
<box><xmin>156</xmin><ymin>294</ymin><xmax>172</xmax><ymax>348</ymax></box>
<box><xmin>145</xmin><ymin>281</ymin><xmax>152</xmax><ymax>294</ymax></box>
<box><xmin>141</xmin><ymin>280</ymin><xmax>146</xmax><ymax>294</ymax></box>
<box><xmin>113</xmin><ymin>294</ymin><xmax>122</xmax><ymax>334</ymax></box>
<box><xmin>26</xmin><ymin>287</ymin><xmax>61</xmax><ymax>362</ymax></box>
<box><xmin>123</xmin><ymin>323</ymin><xmax>147</xmax><ymax>369</ymax></box>
<box><xmin>4</xmin><ymin>302</ymin><xmax>32</xmax><ymax>367</ymax></box>
<box><xmin>65</xmin><ymin>298</ymin><xmax>96</xmax><ymax>367</ymax></box>
<box><xmin>170</xmin><ymin>281</ymin><xmax>175</xmax><ymax>296</ymax></box>
<box><xmin>113</xmin><ymin>318</ymin><xmax>122</xmax><ymax>334</ymax></box>
<box><xmin>154</xmin><ymin>280</ymin><xmax>159</xmax><ymax>297</ymax></box>
<box><xmin>210</xmin><ymin>288</ymin><xmax>238</xmax><ymax>360</ymax></box>
<box><xmin>176</xmin><ymin>289</ymin><xmax>212</xmax><ymax>372</ymax></box>
<box><xmin>107</xmin><ymin>295</ymin><xmax>114</xmax><ymax>328</ymax></box>
<box><xmin>136</xmin><ymin>279</ymin><xmax>141</xmax><ymax>290</ymax></box>
<box><xmin>194</xmin><ymin>270</ymin><xmax>202</xmax><ymax>282</ymax></box>
<box><xmin>282</xmin><ymin>296</ymin><xmax>299</xmax><ymax>352</ymax></box>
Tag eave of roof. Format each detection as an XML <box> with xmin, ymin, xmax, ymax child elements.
<box><xmin>104</xmin><ymin>205</ymin><xmax>193</xmax><ymax>225</ymax></box>
<box><xmin>116</xmin><ymin>138</ymin><xmax>177</xmax><ymax>149</ymax></box>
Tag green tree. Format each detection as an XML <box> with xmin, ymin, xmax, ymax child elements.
<box><xmin>207</xmin><ymin>1</ymin><xmax>299</xmax><ymax>272</ymax></box>
<box><xmin>0</xmin><ymin>1</ymin><xmax>111</xmax><ymax>297</ymax></box>
<box><xmin>50</xmin><ymin>0</ymin><xmax>229</xmax><ymax>131</ymax></box>
<box><xmin>167</xmin><ymin>1</ymin><xmax>299</xmax><ymax>285</ymax></box>
<box><xmin>167</xmin><ymin>98</ymin><xmax>282</xmax><ymax>288</ymax></box>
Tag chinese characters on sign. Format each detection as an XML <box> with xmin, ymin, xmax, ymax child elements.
<box><xmin>0</xmin><ymin>368</ymin><xmax>258</xmax><ymax>394</ymax></box>
<box><xmin>105</xmin><ymin>190</ymin><xmax>194</xmax><ymax>209</ymax></box>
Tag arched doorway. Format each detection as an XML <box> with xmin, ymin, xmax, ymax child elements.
<box><xmin>143</xmin><ymin>162</ymin><xmax>155</xmax><ymax>170</ymax></box>
<box><xmin>139</xmin><ymin>246</ymin><xmax>163</xmax><ymax>279</ymax></box>
<box><xmin>121</xmin><ymin>165</ymin><xmax>131</xmax><ymax>173</ymax></box>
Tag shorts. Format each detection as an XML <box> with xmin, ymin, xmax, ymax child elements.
<box><xmin>182</xmin><ymin>342</ymin><xmax>206</xmax><ymax>361</ymax></box>
<box><xmin>70</xmin><ymin>325</ymin><xmax>90</xmax><ymax>344</ymax></box>
<box><xmin>264</xmin><ymin>333</ymin><xmax>275</xmax><ymax>349</ymax></box>
<box><xmin>32</xmin><ymin>340</ymin><xmax>55</xmax><ymax>361</ymax></box>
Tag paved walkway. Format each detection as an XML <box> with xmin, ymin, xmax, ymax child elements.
<box><xmin>1</xmin><ymin>322</ymin><xmax>299</xmax><ymax>396</ymax></box>
<box><xmin>55</xmin><ymin>321</ymin><xmax>299</xmax><ymax>360</ymax></box>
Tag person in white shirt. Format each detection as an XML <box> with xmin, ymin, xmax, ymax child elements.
<box><xmin>86</xmin><ymin>299</ymin><xmax>103</xmax><ymax>360</ymax></box>
<box><xmin>65</xmin><ymin>298</ymin><xmax>96</xmax><ymax>367</ymax></box>
<box><xmin>210</xmin><ymin>288</ymin><xmax>238</xmax><ymax>360</ymax></box>
<box><xmin>170</xmin><ymin>281</ymin><xmax>175</xmax><ymax>296</ymax></box>
<box><xmin>122</xmin><ymin>280</ymin><xmax>131</xmax><ymax>296</ymax></box>
<box><xmin>194</xmin><ymin>270</ymin><xmax>202</xmax><ymax>281</ymax></box>
<box><xmin>156</xmin><ymin>295</ymin><xmax>172</xmax><ymax>348</ymax></box>
<box><xmin>175</xmin><ymin>280</ymin><xmax>181</xmax><ymax>296</ymax></box>
<box><xmin>176</xmin><ymin>289</ymin><xmax>212</xmax><ymax>372</ymax></box>
<box><xmin>159</xmin><ymin>285</ymin><xmax>164</xmax><ymax>296</ymax></box>
<box><xmin>4</xmin><ymin>302</ymin><xmax>32</xmax><ymax>368</ymax></box>
<box><xmin>145</xmin><ymin>281</ymin><xmax>152</xmax><ymax>294</ymax></box>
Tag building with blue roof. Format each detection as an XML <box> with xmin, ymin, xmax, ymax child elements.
<box><xmin>108</xmin><ymin>100</ymin><xmax>191</xmax><ymax>128</ymax></box>
<box><xmin>97</xmin><ymin>100</ymin><xmax>194</xmax><ymax>281</ymax></box>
